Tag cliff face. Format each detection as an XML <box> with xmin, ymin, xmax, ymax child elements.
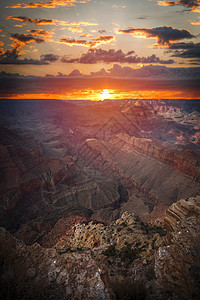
<box><xmin>85</xmin><ymin>135</ymin><xmax>200</xmax><ymax>208</ymax></box>
<box><xmin>111</xmin><ymin>133</ymin><xmax>200</xmax><ymax>182</ymax></box>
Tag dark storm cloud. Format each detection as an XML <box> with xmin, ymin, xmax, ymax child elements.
<box><xmin>117</xmin><ymin>26</ymin><xmax>194</xmax><ymax>46</ymax></box>
<box><xmin>61</xmin><ymin>48</ymin><xmax>174</xmax><ymax>64</ymax></box>
<box><xmin>158</xmin><ymin>0</ymin><xmax>200</xmax><ymax>11</ymax></box>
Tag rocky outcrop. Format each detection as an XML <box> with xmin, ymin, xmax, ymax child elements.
<box><xmin>164</xmin><ymin>195</ymin><xmax>200</xmax><ymax>233</ymax></box>
<box><xmin>154</xmin><ymin>196</ymin><xmax>200</xmax><ymax>299</ymax></box>
<box><xmin>0</xmin><ymin>227</ymin><xmax>114</xmax><ymax>300</ymax></box>
<box><xmin>57</xmin><ymin>212</ymin><xmax>163</xmax><ymax>252</ymax></box>
<box><xmin>1</xmin><ymin>200</ymin><xmax>200</xmax><ymax>300</ymax></box>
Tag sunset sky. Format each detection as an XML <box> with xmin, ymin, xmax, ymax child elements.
<box><xmin>0</xmin><ymin>0</ymin><xmax>200</xmax><ymax>100</ymax></box>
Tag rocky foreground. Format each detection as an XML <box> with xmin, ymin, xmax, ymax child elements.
<box><xmin>0</xmin><ymin>195</ymin><xmax>199</xmax><ymax>300</ymax></box>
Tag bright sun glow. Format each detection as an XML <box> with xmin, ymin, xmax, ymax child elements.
<box><xmin>99</xmin><ymin>89</ymin><xmax>112</xmax><ymax>100</ymax></box>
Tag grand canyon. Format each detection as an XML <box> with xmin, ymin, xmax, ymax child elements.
<box><xmin>0</xmin><ymin>99</ymin><xmax>200</xmax><ymax>299</ymax></box>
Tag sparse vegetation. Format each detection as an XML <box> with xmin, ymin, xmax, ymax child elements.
<box><xmin>140</xmin><ymin>221</ymin><xmax>166</xmax><ymax>236</ymax></box>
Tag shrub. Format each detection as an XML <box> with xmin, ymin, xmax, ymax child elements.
<box><xmin>102</xmin><ymin>244</ymin><xmax>116</xmax><ymax>257</ymax></box>
<box><xmin>119</xmin><ymin>245</ymin><xmax>141</xmax><ymax>262</ymax></box>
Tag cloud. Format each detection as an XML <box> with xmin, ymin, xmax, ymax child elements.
<box><xmin>137</xmin><ymin>16</ymin><xmax>149</xmax><ymax>20</ymax></box>
<box><xmin>7</xmin><ymin>16</ymin><xmax>54</xmax><ymax>25</ymax></box>
<box><xmin>40</xmin><ymin>54</ymin><xmax>59</xmax><ymax>62</ymax></box>
<box><xmin>68</xmin><ymin>69</ymin><xmax>83</xmax><ymax>77</ymax></box>
<box><xmin>191</xmin><ymin>17</ymin><xmax>200</xmax><ymax>25</ymax></box>
<box><xmin>98</xmin><ymin>63</ymin><xmax>200</xmax><ymax>79</ymax></box>
<box><xmin>112</xmin><ymin>5</ymin><xmax>126</xmax><ymax>9</ymax></box>
<box><xmin>169</xmin><ymin>42</ymin><xmax>200</xmax><ymax>62</ymax></box>
<box><xmin>0</xmin><ymin>48</ymin><xmax>57</xmax><ymax>65</ymax></box>
<box><xmin>157</xmin><ymin>1</ymin><xmax>200</xmax><ymax>12</ymax></box>
<box><xmin>7</xmin><ymin>0</ymin><xmax>91</xmax><ymax>9</ymax></box>
<box><xmin>59</xmin><ymin>35</ymin><xmax>115</xmax><ymax>48</ymax></box>
<box><xmin>61</xmin><ymin>48</ymin><xmax>174</xmax><ymax>64</ymax></box>
<box><xmin>68</xmin><ymin>26</ymin><xmax>83</xmax><ymax>33</ymax></box>
<box><xmin>117</xmin><ymin>26</ymin><xmax>194</xmax><ymax>46</ymax></box>
<box><xmin>8</xmin><ymin>16</ymin><xmax>98</xmax><ymax>27</ymax></box>
<box><xmin>10</xmin><ymin>33</ymin><xmax>46</xmax><ymax>49</ymax></box>
<box><xmin>98</xmin><ymin>29</ymin><xmax>107</xmax><ymax>34</ymax></box>
<box><xmin>27</xmin><ymin>29</ymin><xmax>52</xmax><ymax>36</ymax></box>
<box><xmin>80</xmin><ymin>33</ymin><xmax>93</xmax><ymax>37</ymax></box>
<box><xmin>1</xmin><ymin>64</ymin><xmax>200</xmax><ymax>79</ymax></box>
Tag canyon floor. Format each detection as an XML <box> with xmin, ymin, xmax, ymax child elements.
<box><xmin>0</xmin><ymin>99</ymin><xmax>200</xmax><ymax>299</ymax></box>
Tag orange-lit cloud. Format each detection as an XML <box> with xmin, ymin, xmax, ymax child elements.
<box><xmin>117</xmin><ymin>26</ymin><xmax>194</xmax><ymax>46</ymax></box>
<box><xmin>10</xmin><ymin>33</ymin><xmax>46</xmax><ymax>49</ymax></box>
<box><xmin>80</xmin><ymin>33</ymin><xmax>93</xmax><ymax>37</ymax></box>
<box><xmin>56</xmin><ymin>21</ymin><xmax>98</xmax><ymax>27</ymax></box>
<box><xmin>191</xmin><ymin>18</ymin><xmax>200</xmax><ymax>25</ymax></box>
<box><xmin>7</xmin><ymin>16</ymin><xmax>54</xmax><ymax>25</ymax></box>
<box><xmin>157</xmin><ymin>0</ymin><xmax>200</xmax><ymax>12</ymax></box>
<box><xmin>7</xmin><ymin>0</ymin><xmax>91</xmax><ymax>9</ymax></box>
<box><xmin>27</xmin><ymin>29</ymin><xmax>53</xmax><ymax>37</ymax></box>
<box><xmin>7</xmin><ymin>16</ymin><xmax>98</xmax><ymax>27</ymax></box>
<box><xmin>60</xmin><ymin>35</ymin><xmax>115</xmax><ymax>48</ymax></box>
<box><xmin>68</xmin><ymin>26</ymin><xmax>83</xmax><ymax>33</ymax></box>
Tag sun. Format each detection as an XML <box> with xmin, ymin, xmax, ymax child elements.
<box><xmin>99</xmin><ymin>89</ymin><xmax>112</xmax><ymax>100</ymax></box>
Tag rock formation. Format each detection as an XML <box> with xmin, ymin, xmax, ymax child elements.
<box><xmin>0</xmin><ymin>227</ymin><xmax>114</xmax><ymax>300</ymax></box>
<box><xmin>154</xmin><ymin>196</ymin><xmax>200</xmax><ymax>299</ymax></box>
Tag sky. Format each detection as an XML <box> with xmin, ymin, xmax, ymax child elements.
<box><xmin>0</xmin><ymin>0</ymin><xmax>200</xmax><ymax>100</ymax></box>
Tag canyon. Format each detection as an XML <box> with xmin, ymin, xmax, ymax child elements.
<box><xmin>0</xmin><ymin>99</ymin><xmax>199</xmax><ymax>299</ymax></box>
